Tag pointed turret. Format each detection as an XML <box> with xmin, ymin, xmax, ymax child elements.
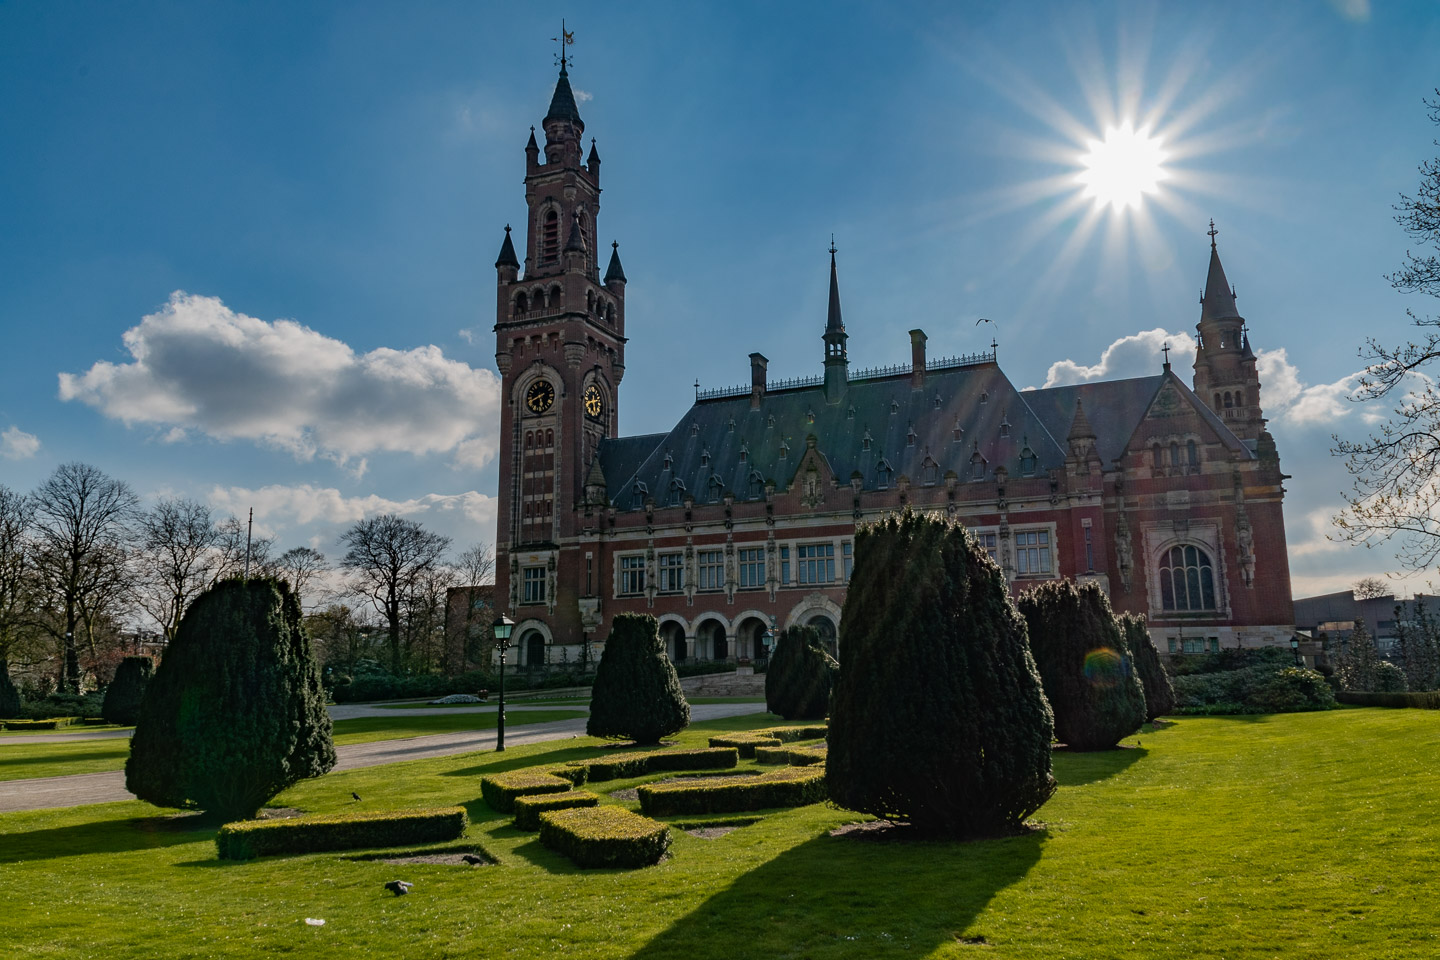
<box><xmin>1200</xmin><ymin>240</ymin><xmax>1241</xmax><ymax>322</ymax></box>
<box><xmin>822</xmin><ymin>243</ymin><xmax>849</xmax><ymax>403</ymax></box>
<box><xmin>565</xmin><ymin>213</ymin><xmax>587</xmax><ymax>253</ymax></box>
<box><xmin>1066</xmin><ymin>398</ymin><xmax>1096</xmax><ymax>443</ymax></box>
<box><xmin>1241</xmin><ymin>329</ymin><xmax>1255</xmax><ymax>361</ymax></box>
<box><xmin>545</xmin><ymin>61</ymin><xmax>585</xmax><ymax>129</ymax></box>
<box><xmin>495</xmin><ymin>224</ymin><xmax>520</xmax><ymax>271</ymax></box>
<box><xmin>1192</xmin><ymin>221</ymin><xmax>1265</xmax><ymax>441</ymax></box>
<box><xmin>826</xmin><ymin>246</ymin><xmax>845</xmax><ymax>335</ymax></box>
<box><xmin>604</xmin><ymin>241</ymin><xmax>627</xmax><ymax>285</ymax></box>
<box><xmin>583</xmin><ymin>455</ymin><xmax>608</xmax><ymax>506</ymax></box>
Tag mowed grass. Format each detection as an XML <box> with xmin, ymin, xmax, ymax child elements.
<box><xmin>0</xmin><ymin>711</ymin><xmax>586</xmax><ymax>781</ymax></box>
<box><xmin>3</xmin><ymin>708</ymin><xmax>1438</xmax><ymax>958</ymax></box>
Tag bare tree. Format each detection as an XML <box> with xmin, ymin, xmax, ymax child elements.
<box><xmin>30</xmin><ymin>463</ymin><xmax>139</xmax><ymax>691</ymax></box>
<box><xmin>274</xmin><ymin>547</ymin><xmax>329</xmax><ymax>609</ymax></box>
<box><xmin>1353</xmin><ymin>577</ymin><xmax>1391</xmax><ymax>601</ymax></box>
<box><xmin>450</xmin><ymin>543</ymin><xmax>496</xmax><ymax>673</ymax></box>
<box><xmin>1336</xmin><ymin>92</ymin><xmax>1440</xmax><ymax>568</ymax></box>
<box><xmin>132</xmin><ymin>498</ymin><xmax>226</xmax><ymax>643</ymax></box>
<box><xmin>0</xmin><ymin>486</ymin><xmax>37</xmax><ymax>689</ymax></box>
<box><xmin>214</xmin><ymin>514</ymin><xmax>275</xmax><ymax>581</ymax></box>
<box><xmin>339</xmin><ymin>515</ymin><xmax>451</xmax><ymax>674</ymax></box>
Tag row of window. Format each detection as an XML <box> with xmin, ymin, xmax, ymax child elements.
<box><xmin>1151</xmin><ymin>440</ymin><xmax>1199</xmax><ymax>469</ymax></box>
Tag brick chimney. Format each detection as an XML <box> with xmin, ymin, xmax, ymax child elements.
<box><xmin>910</xmin><ymin>329</ymin><xmax>927</xmax><ymax>389</ymax></box>
<box><xmin>750</xmin><ymin>352</ymin><xmax>768</xmax><ymax>410</ymax></box>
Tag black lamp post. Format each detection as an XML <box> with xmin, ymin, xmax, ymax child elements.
<box><xmin>492</xmin><ymin>614</ymin><xmax>515</xmax><ymax>752</ymax></box>
<box><xmin>1291</xmin><ymin>636</ymin><xmax>1304</xmax><ymax>668</ymax></box>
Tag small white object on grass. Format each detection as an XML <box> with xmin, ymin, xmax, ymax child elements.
<box><xmin>304</xmin><ymin>919</ymin><xmax>325</xmax><ymax>926</ymax></box>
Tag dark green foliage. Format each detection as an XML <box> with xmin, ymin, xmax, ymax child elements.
<box><xmin>586</xmin><ymin>613</ymin><xmax>690</xmax><ymax>745</ymax></box>
<box><xmin>760</xmin><ymin>724</ymin><xmax>829</xmax><ymax>742</ymax></box>
<box><xmin>538</xmin><ymin>806</ymin><xmax>671</xmax><ymax>869</ymax></box>
<box><xmin>765</xmin><ymin>625</ymin><xmax>837</xmax><ymax>720</ymax></box>
<box><xmin>569</xmin><ymin>746</ymin><xmax>738</xmax><ymax>782</ymax></box>
<box><xmin>1171</xmin><ymin>665</ymin><xmax>1336</xmax><ymax>714</ymax></box>
<box><xmin>1019</xmin><ymin>580</ymin><xmax>1146</xmax><ymax>752</ymax></box>
<box><xmin>707</xmin><ymin>733</ymin><xmax>783</xmax><ymax>758</ymax></box>
<box><xmin>0</xmin><ymin>662</ymin><xmax>21</xmax><ymax>717</ymax></box>
<box><xmin>2</xmin><ymin>717</ymin><xmax>79</xmax><ymax>730</ymax></box>
<box><xmin>479</xmin><ymin>770</ymin><xmax>576</xmax><ymax>812</ymax></box>
<box><xmin>215</xmin><ymin>806</ymin><xmax>467</xmax><ymax>860</ymax></box>
<box><xmin>1121</xmin><ymin>614</ymin><xmax>1174</xmax><ymax>721</ymax></box>
<box><xmin>638</xmin><ymin>765</ymin><xmax>828</xmax><ymax>816</ymax></box>
<box><xmin>1166</xmin><ymin>646</ymin><xmax>1293</xmax><ymax>676</ymax></box>
<box><xmin>1373</xmin><ymin>660</ymin><xmax>1409</xmax><ymax>693</ymax></box>
<box><xmin>513</xmin><ymin>791</ymin><xmax>600</xmax><ymax>831</ymax></box>
<box><xmin>101</xmin><ymin>656</ymin><xmax>152</xmax><ymax>726</ymax></box>
<box><xmin>126</xmin><ymin>578</ymin><xmax>336</xmax><ymax>821</ymax></box>
<box><xmin>827</xmin><ymin>510</ymin><xmax>1056</xmax><ymax>837</ymax></box>
<box><xmin>1338</xmin><ymin>689</ymin><xmax>1440</xmax><ymax>708</ymax></box>
<box><xmin>755</xmin><ymin>743</ymin><xmax>826</xmax><ymax>765</ymax></box>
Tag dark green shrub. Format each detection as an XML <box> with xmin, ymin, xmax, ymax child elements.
<box><xmin>707</xmin><ymin>733</ymin><xmax>783</xmax><ymax>758</ymax></box>
<box><xmin>755</xmin><ymin>743</ymin><xmax>826</xmax><ymax>765</ymax></box>
<box><xmin>479</xmin><ymin>770</ymin><xmax>576</xmax><ymax>812</ymax></box>
<box><xmin>18</xmin><ymin>691</ymin><xmax>104</xmax><ymax>719</ymax></box>
<box><xmin>1165</xmin><ymin>645</ymin><xmax>1292</xmax><ymax>676</ymax></box>
<box><xmin>828</xmin><ymin>511</ymin><xmax>1055</xmax><ymax>836</ymax></box>
<box><xmin>0</xmin><ymin>662</ymin><xmax>20</xmax><ymax>718</ymax></box>
<box><xmin>126</xmin><ymin>578</ymin><xmax>336</xmax><ymax>821</ymax></box>
<box><xmin>760</xmin><ymin>724</ymin><xmax>828</xmax><ymax>743</ymax></box>
<box><xmin>215</xmin><ymin>806</ymin><xmax>467</xmax><ymax>860</ymax></box>
<box><xmin>1172</xmin><ymin>664</ymin><xmax>1335</xmax><ymax>714</ymax></box>
<box><xmin>1121</xmin><ymin>614</ymin><xmax>1173</xmax><ymax>721</ymax></box>
<box><xmin>638</xmin><ymin>765</ymin><xmax>827</xmax><ymax>816</ymax></box>
<box><xmin>587</xmin><ymin>613</ymin><xmax>690</xmax><ymax>745</ymax></box>
<box><xmin>1246</xmin><ymin>667</ymin><xmax>1338</xmax><ymax>713</ymax></box>
<box><xmin>513</xmin><ymin>791</ymin><xmax>600</xmax><ymax>831</ymax></box>
<box><xmin>765</xmin><ymin>625</ymin><xmax>836</xmax><ymax>720</ymax></box>
<box><xmin>570</xmin><ymin>746</ymin><xmax>738</xmax><ymax>782</ymax></box>
<box><xmin>538</xmin><ymin>806</ymin><xmax>671</xmax><ymax>868</ymax></box>
<box><xmin>1372</xmin><ymin>661</ymin><xmax>1409</xmax><ymax>693</ymax></box>
<box><xmin>101</xmin><ymin>656</ymin><xmax>152</xmax><ymax>726</ymax></box>
<box><xmin>1338</xmin><ymin>690</ymin><xmax>1440</xmax><ymax>708</ymax></box>
<box><xmin>2</xmin><ymin>717</ymin><xmax>79</xmax><ymax>730</ymax></box>
<box><xmin>1018</xmin><ymin>579</ymin><xmax>1145</xmax><ymax>751</ymax></box>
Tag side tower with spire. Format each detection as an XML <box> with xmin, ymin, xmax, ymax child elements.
<box><xmin>1191</xmin><ymin>222</ymin><xmax>1265</xmax><ymax>442</ymax></box>
<box><xmin>822</xmin><ymin>243</ymin><xmax>849</xmax><ymax>403</ymax></box>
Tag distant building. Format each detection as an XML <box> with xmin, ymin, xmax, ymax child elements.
<box><xmin>1293</xmin><ymin>591</ymin><xmax>1440</xmax><ymax>656</ymax></box>
<box><xmin>443</xmin><ymin>585</ymin><xmax>498</xmax><ymax>671</ymax></box>
<box><xmin>489</xmin><ymin>62</ymin><xmax>1297</xmax><ymax>666</ymax></box>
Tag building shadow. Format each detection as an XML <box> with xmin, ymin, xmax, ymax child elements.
<box><xmin>626</xmin><ymin>825</ymin><xmax>1045</xmax><ymax>958</ymax></box>
<box><xmin>0</xmin><ymin>749</ymin><xmax>126</xmax><ymax>773</ymax></box>
<box><xmin>0</xmin><ymin>813</ymin><xmax>213</xmax><ymax>864</ymax></box>
<box><xmin>1051</xmin><ymin>746</ymin><xmax>1147</xmax><ymax>787</ymax></box>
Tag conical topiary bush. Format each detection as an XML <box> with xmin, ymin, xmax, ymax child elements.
<box><xmin>1121</xmin><ymin>613</ymin><xmax>1174</xmax><ymax>721</ymax></box>
<box><xmin>765</xmin><ymin>625</ymin><xmax>837</xmax><ymax>720</ymax></box>
<box><xmin>827</xmin><ymin>510</ymin><xmax>1056</xmax><ymax>837</ymax></box>
<box><xmin>587</xmin><ymin>613</ymin><xmax>690</xmax><ymax>745</ymax></box>
<box><xmin>125</xmin><ymin>577</ymin><xmax>335</xmax><ymax>820</ymax></box>
<box><xmin>102</xmin><ymin>655</ymin><xmax>153</xmax><ymax>726</ymax></box>
<box><xmin>1018</xmin><ymin>579</ymin><xmax>1146</xmax><ymax>751</ymax></box>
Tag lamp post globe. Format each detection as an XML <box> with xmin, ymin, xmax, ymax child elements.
<box><xmin>492</xmin><ymin>615</ymin><xmax>515</xmax><ymax>751</ymax></box>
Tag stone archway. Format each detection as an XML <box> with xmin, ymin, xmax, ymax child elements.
<box><xmin>696</xmin><ymin>618</ymin><xmax>728</xmax><ymax>661</ymax></box>
<box><xmin>807</xmin><ymin>615</ymin><xmax>838</xmax><ymax>660</ymax></box>
<box><xmin>520</xmin><ymin>629</ymin><xmax>546</xmax><ymax>669</ymax></box>
<box><xmin>659</xmin><ymin>619</ymin><xmax>687</xmax><ymax>662</ymax></box>
<box><xmin>735</xmin><ymin>615</ymin><xmax>770</xmax><ymax>660</ymax></box>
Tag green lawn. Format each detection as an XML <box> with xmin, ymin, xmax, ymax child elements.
<box><xmin>0</xmin><ymin>723</ymin><xmax>130</xmax><ymax>737</ymax></box>
<box><xmin>2</xmin><ymin>709</ymin><xmax>1436</xmax><ymax>958</ymax></box>
<box><xmin>329</xmin><ymin>709</ymin><xmax>585</xmax><ymax>744</ymax></box>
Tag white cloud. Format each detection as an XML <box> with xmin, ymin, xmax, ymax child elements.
<box><xmin>458</xmin><ymin>328</ymin><xmax>478</xmax><ymax>345</ymax></box>
<box><xmin>1039</xmin><ymin>328</ymin><xmax>1195</xmax><ymax>388</ymax></box>
<box><xmin>574</xmin><ymin>89</ymin><xmax>594</xmax><ymax>102</ymax></box>
<box><xmin>1327</xmin><ymin>0</ymin><xmax>1370</xmax><ymax>22</ymax></box>
<box><xmin>1253</xmin><ymin>347</ymin><xmax>1363</xmax><ymax>427</ymax></box>
<box><xmin>0</xmin><ymin>426</ymin><xmax>39</xmax><ymax>460</ymax></box>
<box><xmin>59</xmin><ymin>292</ymin><xmax>502</xmax><ymax>468</ymax></box>
<box><xmin>209</xmin><ymin>483</ymin><xmax>497</xmax><ymax>534</ymax></box>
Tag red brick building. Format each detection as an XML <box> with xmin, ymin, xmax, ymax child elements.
<box><xmin>490</xmin><ymin>65</ymin><xmax>1295</xmax><ymax>667</ymax></box>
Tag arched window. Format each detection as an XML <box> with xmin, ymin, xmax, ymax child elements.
<box><xmin>549</xmin><ymin>285</ymin><xmax>563</xmax><ymax>309</ymax></box>
<box><xmin>545</xmin><ymin>429</ymin><xmax>554</xmax><ymax>446</ymax></box>
<box><xmin>1187</xmin><ymin>440</ymin><xmax>1198</xmax><ymax>465</ymax></box>
<box><xmin>515</xmin><ymin>291</ymin><xmax>528</xmax><ymax>315</ymax></box>
<box><xmin>1214</xmin><ymin>393</ymin><xmax>1222</xmax><ymax>411</ymax></box>
<box><xmin>524</xmin><ymin>431</ymin><xmax>533</xmax><ymax>448</ymax></box>
<box><xmin>921</xmin><ymin>457</ymin><xmax>939</xmax><ymax>486</ymax></box>
<box><xmin>1224</xmin><ymin>392</ymin><xmax>1234</xmax><ymax>409</ymax></box>
<box><xmin>1170</xmin><ymin>442</ymin><xmax>1180</xmax><ymax>466</ymax></box>
<box><xmin>586</xmin><ymin>290</ymin><xmax>594</xmax><ymax>312</ymax></box>
<box><xmin>542</xmin><ymin>209</ymin><xmax>560</xmax><ymax>263</ymax></box>
<box><xmin>1152</xmin><ymin>444</ymin><xmax>1163</xmax><ymax>467</ymax></box>
<box><xmin>1159</xmin><ymin>545</ymin><xmax>1217</xmax><ymax>611</ymax></box>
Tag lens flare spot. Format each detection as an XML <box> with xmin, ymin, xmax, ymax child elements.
<box><xmin>1076</xmin><ymin>122</ymin><xmax>1168</xmax><ymax>211</ymax></box>
<box><xmin>1083</xmin><ymin>647</ymin><xmax>1128</xmax><ymax>688</ymax></box>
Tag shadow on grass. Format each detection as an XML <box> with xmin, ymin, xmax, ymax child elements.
<box><xmin>1051</xmin><ymin>746</ymin><xmax>1147</xmax><ymax>787</ymax></box>
<box><xmin>440</xmin><ymin>744</ymin><xmax>616</xmax><ymax>779</ymax></box>
<box><xmin>0</xmin><ymin>749</ymin><xmax>127</xmax><ymax>770</ymax></box>
<box><xmin>628</xmin><ymin>826</ymin><xmax>1045</xmax><ymax>957</ymax></box>
<box><xmin>0</xmin><ymin>813</ymin><xmax>214</xmax><ymax>864</ymax></box>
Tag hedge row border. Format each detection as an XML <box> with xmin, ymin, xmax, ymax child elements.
<box><xmin>216</xmin><ymin>806</ymin><xmax>468</xmax><ymax>860</ymax></box>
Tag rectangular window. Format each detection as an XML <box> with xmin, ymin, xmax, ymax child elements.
<box><xmin>1168</xmin><ymin>637</ymin><xmax>1177</xmax><ymax>654</ymax></box>
<box><xmin>780</xmin><ymin>545</ymin><xmax>791</xmax><ymax>585</ymax></box>
<box><xmin>1015</xmin><ymin>530</ymin><xmax>1052</xmax><ymax>577</ymax></box>
<box><xmin>618</xmin><ymin>555</ymin><xmax>646</xmax><ymax>596</ymax></box>
<box><xmin>797</xmin><ymin>543</ymin><xmax>835</xmax><ymax>585</ymax></box>
<box><xmin>1182</xmin><ymin>637</ymin><xmax>1207</xmax><ymax>655</ymax></box>
<box><xmin>738</xmin><ymin>548</ymin><xmax>765</xmax><ymax>589</ymax></box>
<box><xmin>1209</xmin><ymin>637</ymin><xmax>1220</xmax><ymax>653</ymax></box>
<box><xmin>842</xmin><ymin>541</ymin><xmax>853</xmax><ymax>581</ymax></box>
<box><xmin>658</xmin><ymin>553</ymin><xmax>684</xmax><ymax>593</ymax></box>
<box><xmin>977</xmin><ymin>533</ymin><xmax>999</xmax><ymax>562</ymax></box>
<box><xmin>522</xmin><ymin>566</ymin><xmax>546</xmax><ymax>605</ymax></box>
<box><xmin>1083</xmin><ymin>524</ymin><xmax>1095</xmax><ymax>573</ymax></box>
<box><xmin>697</xmin><ymin>550</ymin><xmax>725</xmax><ymax>591</ymax></box>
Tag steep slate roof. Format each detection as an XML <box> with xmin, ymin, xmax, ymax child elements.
<box><xmin>545</xmin><ymin>64</ymin><xmax>585</xmax><ymax>127</ymax></box>
<box><xmin>598</xmin><ymin>362</ymin><xmax>1067</xmax><ymax>509</ymax></box>
<box><xmin>1200</xmin><ymin>243</ymin><xmax>1241</xmax><ymax>321</ymax></box>
<box><xmin>597</xmin><ymin>433</ymin><xmax>667</xmax><ymax>498</ymax></box>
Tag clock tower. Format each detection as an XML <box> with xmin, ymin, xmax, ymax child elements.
<box><xmin>492</xmin><ymin>59</ymin><xmax>628</xmax><ymax>645</ymax></box>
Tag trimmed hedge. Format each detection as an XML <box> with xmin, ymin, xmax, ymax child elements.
<box><xmin>569</xmin><ymin>746</ymin><xmax>738</xmax><ymax>782</ymax></box>
<box><xmin>3</xmin><ymin>717</ymin><xmax>79</xmax><ymax>730</ymax></box>
<box><xmin>102</xmin><ymin>656</ymin><xmax>153</xmax><ymax>726</ymax></box>
<box><xmin>765</xmin><ymin>625</ymin><xmax>836</xmax><ymax>719</ymax></box>
<box><xmin>538</xmin><ymin>806</ymin><xmax>671</xmax><ymax>869</ymax></box>
<box><xmin>755</xmin><ymin>743</ymin><xmax>826</xmax><ymax>766</ymax></box>
<box><xmin>707</xmin><ymin>733</ymin><xmax>783</xmax><ymax>758</ymax></box>
<box><xmin>480</xmin><ymin>770</ymin><xmax>578</xmax><ymax>812</ymax></box>
<box><xmin>513</xmin><ymin>791</ymin><xmax>600</xmax><ymax>831</ymax></box>
<box><xmin>1338</xmin><ymin>690</ymin><xmax>1440</xmax><ymax>709</ymax></box>
<box><xmin>587</xmin><ymin>613</ymin><xmax>690</xmax><ymax>745</ymax></box>
<box><xmin>1121</xmin><ymin>613</ymin><xmax>1174</xmax><ymax>721</ymax></box>
<box><xmin>1172</xmin><ymin>665</ymin><xmax>1335</xmax><ymax>714</ymax></box>
<box><xmin>760</xmin><ymin>724</ymin><xmax>829</xmax><ymax>743</ymax></box>
<box><xmin>637</xmin><ymin>765</ymin><xmax>827</xmax><ymax>816</ymax></box>
<box><xmin>215</xmin><ymin>806</ymin><xmax>468</xmax><ymax>860</ymax></box>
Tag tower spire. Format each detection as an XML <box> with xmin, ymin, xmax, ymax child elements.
<box><xmin>823</xmin><ymin>240</ymin><xmax>849</xmax><ymax>402</ymax></box>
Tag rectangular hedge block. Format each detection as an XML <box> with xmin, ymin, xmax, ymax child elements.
<box><xmin>787</xmin><ymin>745</ymin><xmax>827</xmax><ymax>767</ymax></box>
<box><xmin>707</xmin><ymin>734</ymin><xmax>783</xmax><ymax>759</ymax></box>
<box><xmin>760</xmin><ymin>724</ymin><xmax>828</xmax><ymax>743</ymax></box>
<box><xmin>480</xmin><ymin>770</ymin><xmax>577</xmax><ymax>813</ymax></box>
<box><xmin>3</xmin><ymin>717</ymin><xmax>80</xmax><ymax>730</ymax></box>
<box><xmin>572</xmin><ymin>747</ymin><xmax>739</xmax><ymax>782</ymax></box>
<box><xmin>514</xmin><ymin>790</ymin><xmax>600</xmax><ymax>831</ymax></box>
<box><xmin>637</xmin><ymin>765</ymin><xmax>827</xmax><ymax>817</ymax></box>
<box><xmin>754</xmin><ymin>745</ymin><xmax>792</xmax><ymax>765</ymax></box>
<box><xmin>216</xmin><ymin>806</ymin><xmax>468</xmax><ymax>861</ymax></box>
<box><xmin>538</xmin><ymin>806</ymin><xmax>671</xmax><ymax>868</ymax></box>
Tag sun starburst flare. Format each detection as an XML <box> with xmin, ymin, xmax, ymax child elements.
<box><xmin>1076</xmin><ymin>123</ymin><xmax>1169</xmax><ymax>211</ymax></box>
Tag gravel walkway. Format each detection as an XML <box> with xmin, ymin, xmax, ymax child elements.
<box><xmin>0</xmin><ymin>702</ymin><xmax>768</xmax><ymax>813</ymax></box>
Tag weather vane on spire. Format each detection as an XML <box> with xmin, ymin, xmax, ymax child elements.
<box><xmin>829</xmin><ymin>233</ymin><xmax>836</xmax><ymax>255</ymax></box>
<box><xmin>1207</xmin><ymin>219</ymin><xmax>1218</xmax><ymax>248</ymax></box>
<box><xmin>552</xmin><ymin>20</ymin><xmax>575</xmax><ymax>70</ymax></box>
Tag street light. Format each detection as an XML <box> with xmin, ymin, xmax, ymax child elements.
<box><xmin>1291</xmin><ymin>636</ymin><xmax>1304</xmax><ymax>668</ymax></box>
<box><xmin>492</xmin><ymin>615</ymin><xmax>515</xmax><ymax>752</ymax></box>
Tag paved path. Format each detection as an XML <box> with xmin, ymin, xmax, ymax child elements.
<box><xmin>0</xmin><ymin>702</ymin><xmax>768</xmax><ymax>813</ymax></box>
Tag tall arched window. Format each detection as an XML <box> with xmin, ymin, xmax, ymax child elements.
<box><xmin>1187</xmin><ymin>440</ymin><xmax>1198</xmax><ymax>465</ymax></box>
<box><xmin>1224</xmin><ymin>392</ymin><xmax>1234</xmax><ymax>409</ymax></box>
<box><xmin>542</xmin><ymin>209</ymin><xmax>560</xmax><ymax>263</ymax></box>
<box><xmin>1159</xmin><ymin>545</ymin><xmax>1217</xmax><ymax>611</ymax></box>
<box><xmin>1152</xmin><ymin>444</ymin><xmax>1163</xmax><ymax>467</ymax></box>
<box><xmin>515</xmin><ymin>291</ymin><xmax>528</xmax><ymax>315</ymax></box>
<box><xmin>1170</xmin><ymin>441</ymin><xmax>1181</xmax><ymax>466</ymax></box>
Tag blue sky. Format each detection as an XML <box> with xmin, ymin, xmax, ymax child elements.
<box><xmin>2</xmin><ymin>1</ymin><xmax>1437</xmax><ymax>598</ymax></box>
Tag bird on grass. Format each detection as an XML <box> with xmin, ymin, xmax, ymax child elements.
<box><xmin>351</xmin><ymin>792</ymin><xmax>361</xmax><ymax>802</ymax></box>
<box><xmin>384</xmin><ymin>880</ymin><xmax>412</xmax><ymax>896</ymax></box>
<box><xmin>461</xmin><ymin>855</ymin><xmax>484</xmax><ymax>866</ymax></box>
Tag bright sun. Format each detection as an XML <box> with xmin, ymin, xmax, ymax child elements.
<box><xmin>1076</xmin><ymin>122</ymin><xmax>1168</xmax><ymax>211</ymax></box>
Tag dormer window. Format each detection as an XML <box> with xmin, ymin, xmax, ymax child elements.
<box><xmin>662</xmin><ymin>453</ymin><xmax>673</xmax><ymax>471</ymax></box>
<box><xmin>707</xmin><ymin>474</ymin><xmax>724</xmax><ymax>502</ymax></box>
<box><xmin>748</xmin><ymin>470</ymin><xmax>765</xmax><ymax>500</ymax></box>
<box><xmin>739</xmin><ymin>441</ymin><xmax>749</xmax><ymax>463</ymax></box>
<box><xmin>906</xmin><ymin>426</ymin><xmax>917</xmax><ymax>447</ymax></box>
<box><xmin>890</xmin><ymin>400</ymin><xmax>900</xmax><ymax>415</ymax></box>
<box><xmin>668</xmin><ymin>478</ymin><xmax>686</xmax><ymax>507</ymax></box>
<box><xmin>631</xmin><ymin>481</ymin><xmax>649</xmax><ymax>510</ymax></box>
<box><xmin>728</xmin><ymin>416</ymin><xmax>736</xmax><ymax>433</ymax></box>
<box><xmin>691</xmin><ymin>423</ymin><xmax>700</xmax><ymax>437</ymax></box>
<box><xmin>1020</xmin><ymin>446</ymin><xmax>1037</xmax><ymax>476</ymax></box>
<box><xmin>767</xmin><ymin>415</ymin><xmax>776</xmax><ymax>428</ymax></box>
<box><xmin>847</xmin><ymin>406</ymin><xmax>855</xmax><ymax>420</ymax></box>
<box><xmin>979</xmin><ymin>392</ymin><xmax>989</xmax><ymax>404</ymax></box>
<box><xmin>700</xmin><ymin>448</ymin><xmax>710</xmax><ymax>466</ymax></box>
<box><xmin>1000</xmin><ymin>414</ymin><xmax>1011</xmax><ymax>439</ymax></box>
<box><xmin>933</xmin><ymin>394</ymin><xmax>942</xmax><ymax>409</ymax></box>
<box><xmin>876</xmin><ymin>459</ymin><xmax>894</xmax><ymax>489</ymax></box>
<box><xmin>779</xmin><ymin>440</ymin><xmax>790</xmax><ymax>459</ymax></box>
<box><xmin>921</xmin><ymin>457</ymin><xmax>940</xmax><ymax>486</ymax></box>
<box><xmin>862</xmin><ymin>430</ymin><xmax>872</xmax><ymax>452</ymax></box>
<box><xmin>806</xmin><ymin>408</ymin><xmax>815</xmax><ymax>424</ymax></box>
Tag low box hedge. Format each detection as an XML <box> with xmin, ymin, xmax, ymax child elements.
<box><xmin>707</xmin><ymin>734</ymin><xmax>782</xmax><ymax>759</ymax></box>
<box><xmin>480</xmin><ymin>770</ymin><xmax>577</xmax><ymax>813</ymax></box>
<box><xmin>759</xmin><ymin>724</ymin><xmax>828</xmax><ymax>743</ymax></box>
<box><xmin>1338</xmin><ymin>690</ymin><xmax>1440</xmax><ymax>709</ymax></box>
<box><xmin>637</xmin><ymin>765</ymin><xmax>827</xmax><ymax>816</ymax></box>
<box><xmin>754</xmin><ymin>745</ymin><xmax>792</xmax><ymax>764</ymax></box>
<box><xmin>786</xmin><ymin>744</ymin><xmax>827</xmax><ymax>766</ymax></box>
<box><xmin>2</xmin><ymin>717</ymin><xmax>79</xmax><ymax>730</ymax></box>
<box><xmin>513</xmin><ymin>790</ymin><xmax>600</xmax><ymax>831</ymax></box>
<box><xmin>570</xmin><ymin>746</ymin><xmax>739</xmax><ymax>782</ymax></box>
<box><xmin>215</xmin><ymin>807</ymin><xmax>468</xmax><ymax>860</ymax></box>
<box><xmin>538</xmin><ymin>806</ymin><xmax>671</xmax><ymax>868</ymax></box>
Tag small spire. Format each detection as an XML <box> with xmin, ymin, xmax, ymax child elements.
<box><xmin>826</xmin><ymin>241</ymin><xmax>844</xmax><ymax>335</ymax></box>
<box><xmin>1207</xmin><ymin>218</ymin><xmax>1218</xmax><ymax>249</ymax></box>
<box><xmin>545</xmin><ymin>55</ymin><xmax>584</xmax><ymax>128</ymax></box>
<box><xmin>526</xmin><ymin>126</ymin><xmax>538</xmax><ymax>151</ymax></box>
<box><xmin>1241</xmin><ymin>327</ymin><xmax>1256</xmax><ymax>360</ymax></box>
<box><xmin>604</xmin><ymin>241</ymin><xmax>627</xmax><ymax>284</ymax></box>
<box><xmin>587</xmin><ymin>138</ymin><xmax>600</xmax><ymax>165</ymax></box>
<box><xmin>1066</xmin><ymin>398</ymin><xmax>1096</xmax><ymax>442</ymax></box>
<box><xmin>1199</xmin><ymin>223</ymin><xmax>1241</xmax><ymax>322</ymax></box>
<box><xmin>495</xmin><ymin>224</ymin><xmax>519</xmax><ymax>269</ymax></box>
<box><xmin>564</xmin><ymin>213</ymin><xmax>586</xmax><ymax>252</ymax></box>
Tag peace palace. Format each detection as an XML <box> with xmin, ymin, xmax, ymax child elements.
<box><xmin>489</xmin><ymin>63</ymin><xmax>1295</xmax><ymax>668</ymax></box>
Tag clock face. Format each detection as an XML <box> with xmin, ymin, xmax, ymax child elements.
<box><xmin>583</xmin><ymin>384</ymin><xmax>604</xmax><ymax>420</ymax></box>
<box><xmin>525</xmin><ymin>380</ymin><xmax>555</xmax><ymax>414</ymax></box>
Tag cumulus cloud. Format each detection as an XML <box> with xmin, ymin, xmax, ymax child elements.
<box><xmin>574</xmin><ymin>89</ymin><xmax>594</xmax><ymax>102</ymax></box>
<box><xmin>59</xmin><ymin>292</ymin><xmax>502</xmax><ymax>468</ymax></box>
<box><xmin>209</xmin><ymin>483</ymin><xmax>498</xmax><ymax>532</ymax></box>
<box><xmin>1039</xmin><ymin>328</ymin><xmax>1195</xmax><ymax>388</ymax></box>
<box><xmin>0</xmin><ymin>426</ymin><xmax>40</xmax><ymax>460</ymax></box>
<box><xmin>1327</xmin><ymin>0</ymin><xmax>1370</xmax><ymax>22</ymax></box>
